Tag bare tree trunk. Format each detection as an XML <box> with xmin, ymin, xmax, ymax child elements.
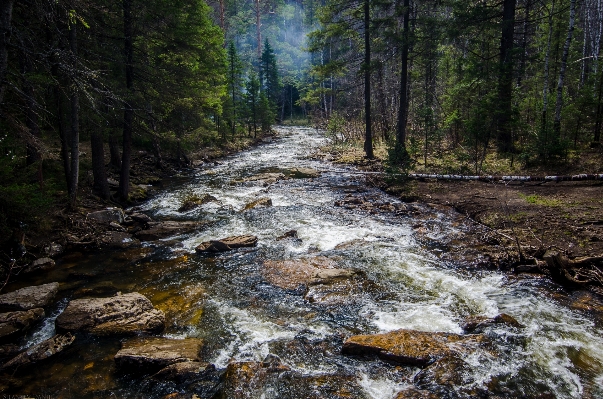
<box><xmin>68</xmin><ymin>24</ymin><xmax>80</xmax><ymax>206</ymax></box>
<box><xmin>109</xmin><ymin>134</ymin><xmax>121</xmax><ymax>169</ymax></box>
<box><xmin>219</xmin><ymin>0</ymin><xmax>225</xmax><ymax>31</ymax></box>
<box><xmin>119</xmin><ymin>0</ymin><xmax>134</xmax><ymax>201</ymax></box>
<box><xmin>363</xmin><ymin>0</ymin><xmax>373</xmax><ymax>159</ymax></box>
<box><xmin>255</xmin><ymin>0</ymin><xmax>262</xmax><ymax>60</ymax></box>
<box><xmin>91</xmin><ymin>130</ymin><xmax>110</xmax><ymax>200</ymax></box>
<box><xmin>21</xmin><ymin>55</ymin><xmax>41</xmax><ymax>167</ymax></box>
<box><xmin>541</xmin><ymin>0</ymin><xmax>555</xmax><ymax>149</ymax></box>
<box><xmin>0</xmin><ymin>0</ymin><xmax>14</xmax><ymax>106</ymax></box>
<box><xmin>552</xmin><ymin>0</ymin><xmax>577</xmax><ymax>142</ymax></box>
<box><xmin>496</xmin><ymin>0</ymin><xmax>516</xmax><ymax>153</ymax></box>
<box><xmin>394</xmin><ymin>0</ymin><xmax>410</xmax><ymax>163</ymax></box>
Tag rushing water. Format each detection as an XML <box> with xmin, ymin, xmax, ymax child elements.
<box><xmin>6</xmin><ymin>126</ymin><xmax>603</xmax><ymax>398</ymax></box>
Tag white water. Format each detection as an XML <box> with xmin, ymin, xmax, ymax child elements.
<box><xmin>139</xmin><ymin>127</ymin><xmax>603</xmax><ymax>398</ymax></box>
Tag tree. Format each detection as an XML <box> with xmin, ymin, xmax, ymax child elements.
<box><xmin>227</xmin><ymin>41</ymin><xmax>244</xmax><ymax>137</ymax></box>
<box><xmin>246</xmin><ymin>73</ymin><xmax>261</xmax><ymax>136</ymax></box>
<box><xmin>260</xmin><ymin>38</ymin><xmax>281</xmax><ymax>110</ymax></box>
<box><xmin>496</xmin><ymin>0</ymin><xmax>517</xmax><ymax>153</ymax></box>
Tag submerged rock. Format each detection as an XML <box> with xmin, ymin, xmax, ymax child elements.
<box><xmin>0</xmin><ymin>333</ymin><xmax>75</xmax><ymax>371</ymax></box>
<box><xmin>242</xmin><ymin>197</ymin><xmax>272</xmax><ymax>211</ymax></box>
<box><xmin>97</xmin><ymin>231</ymin><xmax>140</xmax><ymax>249</ymax></box>
<box><xmin>414</xmin><ymin>355</ymin><xmax>474</xmax><ymax>389</ymax></box>
<box><xmin>0</xmin><ymin>282</ymin><xmax>59</xmax><ymax>311</ymax></box>
<box><xmin>462</xmin><ymin>313</ymin><xmax>524</xmax><ymax>333</ymax></box>
<box><xmin>195</xmin><ymin>235</ymin><xmax>258</xmax><ymax>253</ymax></box>
<box><xmin>261</xmin><ymin>257</ymin><xmax>338</xmax><ymax>290</ymax></box>
<box><xmin>239</xmin><ymin>172</ymin><xmax>286</xmax><ymax>185</ymax></box>
<box><xmin>218</xmin><ymin>358</ymin><xmax>292</xmax><ymax>399</ymax></box>
<box><xmin>22</xmin><ymin>257</ymin><xmax>55</xmax><ymax>274</ymax></box>
<box><xmin>151</xmin><ymin>361</ymin><xmax>215</xmax><ymax>383</ymax></box>
<box><xmin>0</xmin><ymin>308</ymin><xmax>44</xmax><ymax>342</ymax></box>
<box><xmin>394</xmin><ymin>388</ymin><xmax>439</xmax><ymax>399</ymax></box>
<box><xmin>55</xmin><ymin>292</ymin><xmax>165</xmax><ymax>335</ymax></box>
<box><xmin>276</xmin><ymin>230</ymin><xmax>298</xmax><ymax>240</ymax></box>
<box><xmin>135</xmin><ymin>221</ymin><xmax>208</xmax><ymax>241</ymax></box>
<box><xmin>114</xmin><ymin>337</ymin><xmax>204</xmax><ymax>373</ymax></box>
<box><xmin>342</xmin><ymin>329</ymin><xmax>486</xmax><ymax>367</ymax></box>
<box><xmin>285</xmin><ymin>167</ymin><xmax>321</xmax><ymax>179</ymax></box>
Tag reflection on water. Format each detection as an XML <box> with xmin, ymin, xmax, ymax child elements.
<box><xmin>5</xmin><ymin>127</ymin><xmax>603</xmax><ymax>398</ymax></box>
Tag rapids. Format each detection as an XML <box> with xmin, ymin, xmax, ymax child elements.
<box><xmin>6</xmin><ymin>126</ymin><xmax>603</xmax><ymax>398</ymax></box>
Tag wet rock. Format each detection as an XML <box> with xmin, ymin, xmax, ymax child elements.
<box><xmin>96</xmin><ymin>231</ymin><xmax>140</xmax><ymax>249</ymax></box>
<box><xmin>0</xmin><ymin>333</ymin><xmax>75</xmax><ymax>371</ymax></box>
<box><xmin>130</xmin><ymin>212</ymin><xmax>153</xmax><ymax>223</ymax></box>
<box><xmin>218</xmin><ymin>359</ymin><xmax>293</xmax><ymax>399</ymax></box>
<box><xmin>22</xmin><ymin>257</ymin><xmax>55</xmax><ymax>274</ymax></box>
<box><xmin>0</xmin><ymin>282</ymin><xmax>59</xmax><ymax>310</ymax></box>
<box><xmin>240</xmin><ymin>172</ymin><xmax>286</xmax><ymax>185</ymax></box>
<box><xmin>73</xmin><ymin>282</ymin><xmax>119</xmax><ymax>299</ymax></box>
<box><xmin>0</xmin><ymin>308</ymin><xmax>44</xmax><ymax>342</ymax></box>
<box><xmin>276</xmin><ymin>230</ymin><xmax>298</xmax><ymax>240</ymax></box>
<box><xmin>136</xmin><ymin>221</ymin><xmax>208</xmax><ymax>241</ymax></box>
<box><xmin>43</xmin><ymin>242</ymin><xmax>64</xmax><ymax>257</ymax></box>
<box><xmin>109</xmin><ymin>221</ymin><xmax>127</xmax><ymax>232</ymax></box>
<box><xmin>178</xmin><ymin>194</ymin><xmax>218</xmax><ymax>212</ymax></box>
<box><xmin>55</xmin><ymin>292</ymin><xmax>165</xmax><ymax>335</ymax></box>
<box><xmin>0</xmin><ymin>343</ymin><xmax>20</xmax><ymax>359</ymax></box>
<box><xmin>341</xmin><ymin>329</ymin><xmax>486</xmax><ymax>367</ymax></box>
<box><xmin>114</xmin><ymin>337</ymin><xmax>204</xmax><ymax>374</ymax></box>
<box><xmin>151</xmin><ymin>361</ymin><xmax>215</xmax><ymax>383</ymax></box>
<box><xmin>570</xmin><ymin>291</ymin><xmax>603</xmax><ymax>313</ymax></box>
<box><xmin>414</xmin><ymin>355</ymin><xmax>474</xmax><ymax>389</ymax></box>
<box><xmin>394</xmin><ymin>388</ymin><xmax>439</xmax><ymax>399</ymax></box>
<box><xmin>308</xmin><ymin>268</ymin><xmax>360</xmax><ymax>285</ymax></box>
<box><xmin>274</xmin><ymin>372</ymin><xmax>366</xmax><ymax>399</ymax></box>
<box><xmin>286</xmin><ymin>167</ymin><xmax>321</xmax><ymax>179</ymax></box>
<box><xmin>195</xmin><ymin>235</ymin><xmax>258</xmax><ymax>253</ymax></box>
<box><xmin>242</xmin><ymin>197</ymin><xmax>272</xmax><ymax>211</ymax></box>
<box><xmin>262</xmin><ymin>257</ymin><xmax>338</xmax><ymax>290</ymax></box>
<box><xmin>462</xmin><ymin>313</ymin><xmax>524</xmax><ymax>333</ymax></box>
<box><xmin>87</xmin><ymin>207</ymin><xmax>125</xmax><ymax>224</ymax></box>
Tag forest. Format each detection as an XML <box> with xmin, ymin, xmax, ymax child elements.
<box><xmin>1</xmin><ymin>0</ymin><xmax>602</xmax><ymax>245</ymax></box>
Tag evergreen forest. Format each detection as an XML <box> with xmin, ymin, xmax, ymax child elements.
<box><xmin>1</xmin><ymin>0</ymin><xmax>603</xmax><ymax>241</ymax></box>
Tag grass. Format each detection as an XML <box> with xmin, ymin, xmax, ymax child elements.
<box><xmin>518</xmin><ymin>193</ymin><xmax>563</xmax><ymax>207</ymax></box>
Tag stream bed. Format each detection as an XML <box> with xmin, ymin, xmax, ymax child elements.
<box><xmin>4</xmin><ymin>126</ymin><xmax>603</xmax><ymax>398</ymax></box>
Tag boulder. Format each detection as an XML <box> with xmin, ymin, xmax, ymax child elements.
<box><xmin>218</xmin><ymin>358</ymin><xmax>293</xmax><ymax>399</ymax></box>
<box><xmin>151</xmin><ymin>361</ymin><xmax>215</xmax><ymax>383</ymax></box>
<box><xmin>114</xmin><ymin>337</ymin><xmax>204</xmax><ymax>373</ymax></box>
<box><xmin>97</xmin><ymin>231</ymin><xmax>140</xmax><ymax>249</ymax></box>
<box><xmin>43</xmin><ymin>242</ymin><xmax>64</xmax><ymax>257</ymax></box>
<box><xmin>195</xmin><ymin>235</ymin><xmax>258</xmax><ymax>253</ymax></box>
<box><xmin>0</xmin><ymin>282</ymin><xmax>59</xmax><ymax>310</ymax></box>
<box><xmin>341</xmin><ymin>329</ymin><xmax>486</xmax><ymax>367</ymax></box>
<box><xmin>276</xmin><ymin>230</ymin><xmax>298</xmax><ymax>240</ymax></box>
<box><xmin>130</xmin><ymin>212</ymin><xmax>153</xmax><ymax>223</ymax></box>
<box><xmin>178</xmin><ymin>194</ymin><xmax>218</xmax><ymax>212</ymax></box>
<box><xmin>242</xmin><ymin>197</ymin><xmax>272</xmax><ymax>211</ymax></box>
<box><xmin>414</xmin><ymin>355</ymin><xmax>474</xmax><ymax>389</ymax></box>
<box><xmin>462</xmin><ymin>313</ymin><xmax>524</xmax><ymax>333</ymax></box>
<box><xmin>22</xmin><ymin>257</ymin><xmax>55</xmax><ymax>274</ymax></box>
<box><xmin>87</xmin><ymin>208</ymin><xmax>125</xmax><ymax>224</ymax></box>
<box><xmin>240</xmin><ymin>173</ymin><xmax>286</xmax><ymax>185</ymax></box>
<box><xmin>0</xmin><ymin>333</ymin><xmax>75</xmax><ymax>371</ymax></box>
<box><xmin>135</xmin><ymin>221</ymin><xmax>207</xmax><ymax>241</ymax></box>
<box><xmin>55</xmin><ymin>292</ymin><xmax>165</xmax><ymax>335</ymax></box>
<box><xmin>262</xmin><ymin>257</ymin><xmax>338</xmax><ymax>290</ymax></box>
<box><xmin>0</xmin><ymin>308</ymin><xmax>44</xmax><ymax>342</ymax></box>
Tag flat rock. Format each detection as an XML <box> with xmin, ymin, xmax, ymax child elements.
<box><xmin>394</xmin><ymin>388</ymin><xmax>439</xmax><ymax>399</ymax></box>
<box><xmin>151</xmin><ymin>361</ymin><xmax>215</xmax><ymax>383</ymax></box>
<box><xmin>114</xmin><ymin>337</ymin><xmax>204</xmax><ymax>373</ymax></box>
<box><xmin>23</xmin><ymin>257</ymin><xmax>55</xmax><ymax>274</ymax></box>
<box><xmin>0</xmin><ymin>333</ymin><xmax>75</xmax><ymax>371</ymax></box>
<box><xmin>55</xmin><ymin>292</ymin><xmax>165</xmax><ymax>335</ymax></box>
<box><xmin>0</xmin><ymin>282</ymin><xmax>59</xmax><ymax>310</ymax></box>
<box><xmin>240</xmin><ymin>173</ymin><xmax>286</xmax><ymax>185</ymax></box>
<box><xmin>0</xmin><ymin>308</ymin><xmax>44</xmax><ymax>342</ymax></box>
<box><xmin>262</xmin><ymin>257</ymin><xmax>360</xmax><ymax>292</ymax></box>
<box><xmin>285</xmin><ymin>167</ymin><xmax>321</xmax><ymax>179</ymax></box>
<box><xmin>135</xmin><ymin>221</ymin><xmax>207</xmax><ymax>241</ymax></box>
<box><xmin>195</xmin><ymin>235</ymin><xmax>258</xmax><ymax>253</ymax></box>
<box><xmin>242</xmin><ymin>197</ymin><xmax>272</xmax><ymax>211</ymax></box>
<box><xmin>87</xmin><ymin>208</ymin><xmax>125</xmax><ymax>224</ymax></box>
<box><xmin>341</xmin><ymin>329</ymin><xmax>485</xmax><ymax>367</ymax></box>
<box><xmin>97</xmin><ymin>231</ymin><xmax>140</xmax><ymax>249</ymax></box>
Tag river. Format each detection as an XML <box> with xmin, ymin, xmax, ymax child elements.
<box><xmin>7</xmin><ymin>126</ymin><xmax>603</xmax><ymax>398</ymax></box>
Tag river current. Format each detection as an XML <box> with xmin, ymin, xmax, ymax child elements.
<box><xmin>9</xmin><ymin>126</ymin><xmax>603</xmax><ymax>398</ymax></box>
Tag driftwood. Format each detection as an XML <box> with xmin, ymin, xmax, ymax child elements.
<box><xmin>543</xmin><ymin>250</ymin><xmax>603</xmax><ymax>290</ymax></box>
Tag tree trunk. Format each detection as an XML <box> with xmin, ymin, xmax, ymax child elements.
<box><xmin>109</xmin><ymin>134</ymin><xmax>122</xmax><ymax>169</ymax></box>
<box><xmin>119</xmin><ymin>0</ymin><xmax>134</xmax><ymax>201</ymax></box>
<box><xmin>255</xmin><ymin>0</ymin><xmax>262</xmax><ymax>60</ymax></box>
<box><xmin>68</xmin><ymin>24</ymin><xmax>80</xmax><ymax>207</ymax></box>
<box><xmin>496</xmin><ymin>0</ymin><xmax>516</xmax><ymax>153</ymax></box>
<box><xmin>394</xmin><ymin>0</ymin><xmax>410</xmax><ymax>163</ymax></box>
<box><xmin>0</xmin><ymin>0</ymin><xmax>14</xmax><ymax>106</ymax></box>
<box><xmin>541</xmin><ymin>1</ymin><xmax>554</xmax><ymax>144</ymax></box>
<box><xmin>21</xmin><ymin>55</ymin><xmax>41</xmax><ymax>167</ymax></box>
<box><xmin>363</xmin><ymin>0</ymin><xmax>374</xmax><ymax>159</ymax></box>
<box><xmin>552</xmin><ymin>0</ymin><xmax>576</xmax><ymax>142</ymax></box>
<box><xmin>594</xmin><ymin>67</ymin><xmax>603</xmax><ymax>143</ymax></box>
<box><xmin>91</xmin><ymin>130</ymin><xmax>110</xmax><ymax>200</ymax></box>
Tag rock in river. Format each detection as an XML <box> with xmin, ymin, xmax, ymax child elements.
<box><xmin>151</xmin><ymin>361</ymin><xmax>215</xmax><ymax>383</ymax></box>
<box><xmin>0</xmin><ymin>333</ymin><xmax>75</xmax><ymax>371</ymax></box>
<box><xmin>0</xmin><ymin>282</ymin><xmax>59</xmax><ymax>311</ymax></box>
<box><xmin>195</xmin><ymin>235</ymin><xmax>258</xmax><ymax>253</ymax></box>
<box><xmin>135</xmin><ymin>221</ymin><xmax>208</xmax><ymax>241</ymax></box>
<box><xmin>87</xmin><ymin>207</ymin><xmax>125</xmax><ymax>224</ymax></box>
<box><xmin>114</xmin><ymin>337</ymin><xmax>204</xmax><ymax>373</ymax></box>
<box><xmin>242</xmin><ymin>197</ymin><xmax>272</xmax><ymax>211</ymax></box>
<box><xmin>55</xmin><ymin>292</ymin><xmax>165</xmax><ymax>335</ymax></box>
<box><xmin>341</xmin><ymin>329</ymin><xmax>486</xmax><ymax>367</ymax></box>
<box><xmin>0</xmin><ymin>308</ymin><xmax>44</xmax><ymax>342</ymax></box>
